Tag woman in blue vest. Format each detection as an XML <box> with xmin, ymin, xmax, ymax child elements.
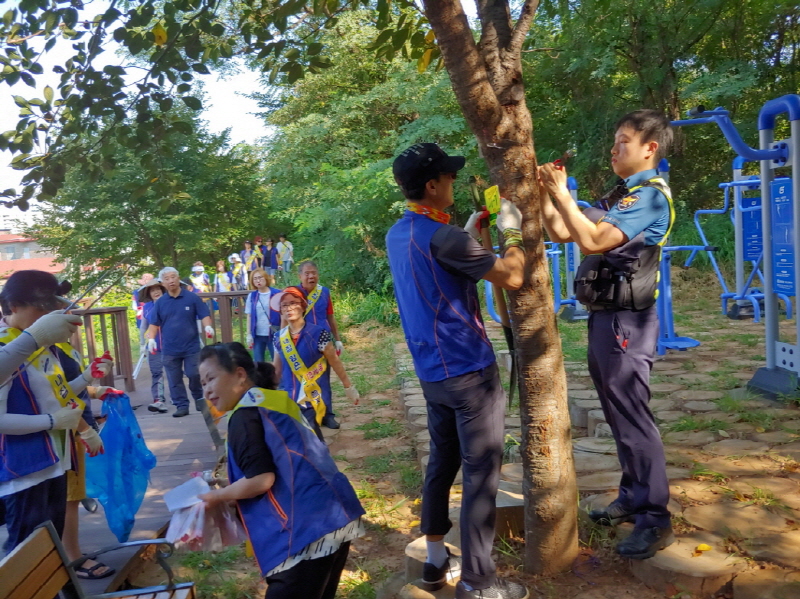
<box><xmin>270</xmin><ymin>286</ymin><xmax>359</xmax><ymax>439</ymax></box>
<box><xmin>245</xmin><ymin>268</ymin><xmax>281</xmax><ymax>361</ymax></box>
<box><xmin>139</xmin><ymin>279</ymin><xmax>168</xmax><ymax>413</ymax></box>
<box><xmin>0</xmin><ymin>270</ymin><xmax>112</xmax><ymax>555</ymax></box>
<box><xmin>197</xmin><ymin>343</ymin><xmax>365</xmax><ymax>599</ymax></box>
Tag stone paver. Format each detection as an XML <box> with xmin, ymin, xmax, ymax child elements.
<box><xmin>702</xmin><ymin>439</ymin><xmax>770</xmax><ymax>456</ymax></box>
<box><xmin>682</xmin><ymin>400</ymin><xmax>719</xmax><ymax>412</ymax></box>
<box><xmin>683</xmin><ymin>503</ymin><xmax>793</xmax><ymax>537</ymax></box>
<box><xmin>573</xmin><ymin>452</ymin><xmax>619</xmax><ymax>473</ymax></box>
<box><xmin>573</xmin><ymin>437</ymin><xmax>617</xmax><ymax>454</ymax></box>
<box><xmin>628</xmin><ymin>531</ymin><xmax>747</xmax><ymax>598</ymax></box>
<box><xmin>668</xmin><ymin>390</ymin><xmax>725</xmax><ymax>401</ymax></box>
<box><xmin>732</xmin><ymin>569</ymin><xmax>800</xmax><ymax>599</ymax></box>
<box><xmin>725</xmin><ymin>476</ymin><xmax>800</xmax><ymax>510</ymax></box>
<box><xmin>650</xmin><ymin>383</ymin><xmax>686</xmax><ymax>393</ymax></box>
<box><xmin>662</xmin><ymin>430</ymin><xmax>718</xmax><ymax>446</ymax></box>
<box><xmin>569</xmin><ymin>389</ymin><xmax>599</xmax><ymax>400</ymax></box>
<box><xmin>746</xmin><ymin>530</ymin><xmax>800</xmax><ymax>569</ymax></box>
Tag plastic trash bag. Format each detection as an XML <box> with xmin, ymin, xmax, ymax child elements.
<box><xmin>85</xmin><ymin>391</ymin><xmax>157</xmax><ymax>542</ymax></box>
<box><xmin>166</xmin><ymin>500</ymin><xmax>246</xmax><ymax>551</ymax></box>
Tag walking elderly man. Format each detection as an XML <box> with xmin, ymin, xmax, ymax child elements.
<box><xmin>144</xmin><ymin>267</ymin><xmax>215</xmax><ymax>418</ymax></box>
<box><xmin>386</xmin><ymin>143</ymin><xmax>528</xmax><ymax>599</ymax></box>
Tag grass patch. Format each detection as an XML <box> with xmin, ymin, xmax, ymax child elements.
<box><xmin>178</xmin><ymin>546</ymin><xmax>261</xmax><ymax>599</ymax></box>
<box><xmin>356</xmin><ymin>418</ymin><xmax>403</xmax><ymax>440</ymax></box>
<box><xmin>714</xmin><ymin>395</ymin><xmax>746</xmax><ymax>413</ymax></box>
<box><xmin>363</xmin><ymin>450</ymin><xmax>413</xmax><ymax>476</ymax></box>
<box><xmin>398</xmin><ymin>463</ymin><xmax>423</xmax><ymax>496</ymax></box>
<box><xmin>668</xmin><ymin>416</ymin><xmax>728</xmax><ymax>432</ymax></box>
<box><xmin>689</xmin><ymin>462</ymin><xmax>728</xmax><ymax>483</ymax></box>
<box><xmin>739</xmin><ymin>410</ymin><xmax>776</xmax><ymax>430</ymax></box>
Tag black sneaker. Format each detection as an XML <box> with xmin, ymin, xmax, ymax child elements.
<box><xmin>616</xmin><ymin>525</ymin><xmax>675</xmax><ymax>560</ymax></box>
<box><xmin>420</xmin><ymin>549</ymin><xmax>461</xmax><ymax>592</ymax></box>
<box><xmin>172</xmin><ymin>407</ymin><xmax>189</xmax><ymax>418</ymax></box>
<box><xmin>321</xmin><ymin>414</ymin><xmax>340</xmax><ymax>429</ymax></box>
<box><xmin>588</xmin><ymin>500</ymin><xmax>635</xmax><ymax>526</ymax></box>
<box><xmin>455</xmin><ymin>579</ymin><xmax>529</xmax><ymax>599</ymax></box>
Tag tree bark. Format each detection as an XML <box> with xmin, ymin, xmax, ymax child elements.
<box><xmin>423</xmin><ymin>0</ymin><xmax>578</xmax><ymax>576</ymax></box>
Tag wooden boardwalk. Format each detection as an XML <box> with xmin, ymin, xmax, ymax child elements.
<box><xmin>0</xmin><ymin>365</ymin><xmax>221</xmax><ymax>595</ymax></box>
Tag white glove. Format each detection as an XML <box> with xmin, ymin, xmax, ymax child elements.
<box><xmin>79</xmin><ymin>428</ymin><xmax>104</xmax><ymax>456</ymax></box>
<box><xmin>345</xmin><ymin>386</ymin><xmax>360</xmax><ymax>405</ymax></box>
<box><xmin>51</xmin><ymin>405</ymin><xmax>82</xmax><ymax>430</ymax></box>
<box><xmin>496</xmin><ymin>198</ymin><xmax>522</xmax><ymax>232</ymax></box>
<box><xmin>25</xmin><ymin>311</ymin><xmax>82</xmax><ymax>347</ymax></box>
<box><xmin>335</xmin><ymin>340</ymin><xmax>344</xmax><ymax>356</ymax></box>
<box><xmin>464</xmin><ymin>211</ymin><xmax>486</xmax><ymax>239</ymax></box>
<box><xmin>246</xmin><ymin>333</ymin><xmax>254</xmax><ymax>348</ymax></box>
<box><xmin>146</xmin><ymin>338</ymin><xmax>158</xmax><ymax>354</ymax></box>
<box><xmin>83</xmin><ymin>357</ymin><xmax>112</xmax><ymax>382</ymax></box>
<box><xmin>205</xmin><ymin>325</ymin><xmax>214</xmax><ymax>339</ymax></box>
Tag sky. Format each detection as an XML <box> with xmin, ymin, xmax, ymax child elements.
<box><xmin>0</xmin><ymin>0</ymin><xmax>269</xmax><ymax>229</ymax></box>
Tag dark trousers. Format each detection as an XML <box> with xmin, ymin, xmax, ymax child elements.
<box><xmin>162</xmin><ymin>352</ymin><xmax>203</xmax><ymax>410</ymax></box>
<box><xmin>253</xmin><ymin>335</ymin><xmax>274</xmax><ymax>362</ymax></box>
<box><xmin>587</xmin><ymin>306</ymin><xmax>671</xmax><ymax>529</ymax></box>
<box><xmin>148</xmin><ymin>351</ymin><xmax>166</xmax><ymax>402</ymax></box>
<box><xmin>419</xmin><ymin>362</ymin><xmax>505</xmax><ymax>590</ymax></box>
<box><xmin>265</xmin><ymin>541</ymin><xmax>350</xmax><ymax>599</ymax></box>
<box><xmin>3</xmin><ymin>474</ymin><xmax>67</xmax><ymax>555</ymax></box>
<box><xmin>301</xmin><ymin>405</ymin><xmax>325</xmax><ymax>441</ymax></box>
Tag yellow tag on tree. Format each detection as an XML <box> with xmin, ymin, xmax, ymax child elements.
<box><xmin>484</xmin><ymin>185</ymin><xmax>501</xmax><ymax>214</ymax></box>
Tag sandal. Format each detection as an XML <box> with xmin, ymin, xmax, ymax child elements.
<box><xmin>75</xmin><ymin>560</ymin><xmax>116</xmax><ymax>580</ymax></box>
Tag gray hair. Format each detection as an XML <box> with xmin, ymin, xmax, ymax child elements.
<box><xmin>298</xmin><ymin>260</ymin><xmax>318</xmax><ymax>273</ymax></box>
<box><xmin>158</xmin><ymin>266</ymin><xmax>179</xmax><ymax>280</ymax></box>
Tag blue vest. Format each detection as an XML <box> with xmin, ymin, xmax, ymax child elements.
<box><xmin>276</xmin><ymin>323</ymin><xmax>331</xmax><ymax>408</ymax></box>
<box><xmin>228</xmin><ymin>389</ymin><xmax>364</xmax><ymax>576</ymax></box>
<box><xmin>248</xmin><ymin>288</ymin><xmax>282</xmax><ymax>339</ymax></box>
<box><xmin>301</xmin><ymin>286</ymin><xmax>331</xmax><ymax>331</ymax></box>
<box><xmin>0</xmin><ymin>355</ymin><xmax>60</xmax><ymax>483</ymax></box>
<box><xmin>386</xmin><ymin>211</ymin><xmax>496</xmax><ymax>382</ymax></box>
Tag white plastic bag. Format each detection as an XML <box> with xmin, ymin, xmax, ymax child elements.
<box><xmin>166</xmin><ymin>502</ymin><xmax>246</xmax><ymax>551</ymax></box>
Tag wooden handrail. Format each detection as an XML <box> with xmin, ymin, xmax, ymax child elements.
<box><xmin>70</xmin><ymin>306</ymin><xmax>136</xmax><ymax>392</ymax></box>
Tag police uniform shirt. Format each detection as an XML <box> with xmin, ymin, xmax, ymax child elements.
<box><xmin>599</xmin><ymin>168</ymin><xmax>670</xmax><ymax>245</ymax></box>
<box><xmin>430</xmin><ymin>226</ymin><xmax>496</xmax><ymax>281</ymax></box>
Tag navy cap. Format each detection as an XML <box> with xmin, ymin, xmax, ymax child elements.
<box><xmin>393</xmin><ymin>143</ymin><xmax>465</xmax><ymax>195</ymax></box>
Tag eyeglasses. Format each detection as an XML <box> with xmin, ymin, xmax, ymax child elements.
<box><xmin>281</xmin><ymin>302</ymin><xmax>304</xmax><ymax>309</ymax></box>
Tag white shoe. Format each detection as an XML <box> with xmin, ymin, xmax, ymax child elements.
<box><xmin>148</xmin><ymin>401</ymin><xmax>168</xmax><ymax>413</ymax></box>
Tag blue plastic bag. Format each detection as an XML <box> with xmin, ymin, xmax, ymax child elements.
<box><xmin>85</xmin><ymin>391</ymin><xmax>157</xmax><ymax>542</ymax></box>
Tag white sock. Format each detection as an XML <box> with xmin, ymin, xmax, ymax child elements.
<box><xmin>426</xmin><ymin>539</ymin><xmax>448</xmax><ymax>568</ymax></box>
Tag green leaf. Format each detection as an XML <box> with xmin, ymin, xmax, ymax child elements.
<box><xmin>43</xmin><ymin>85</ymin><xmax>53</xmax><ymax>104</ymax></box>
<box><xmin>181</xmin><ymin>96</ymin><xmax>202</xmax><ymax>110</ymax></box>
<box><xmin>191</xmin><ymin>63</ymin><xmax>210</xmax><ymax>75</ymax></box>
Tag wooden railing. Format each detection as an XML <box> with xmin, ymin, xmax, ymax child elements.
<box><xmin>65</xmin><ymin>291</ymin><xmax>251</xmax><ymax>394</ymax></box>
<box><xmin>70</xmin><ymin>306</ymin><xmax>136</xmax><ymax>392</ymax></box>
<box><xmin>197</xmin><ymin>291</ymin><xmax>251</xmax><ymax>344</ymax></box>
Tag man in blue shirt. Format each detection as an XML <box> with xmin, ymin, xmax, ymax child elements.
<box><xmin>144</xmin><ymin>267</ymin><xmax>215</xmax><ymax>418</ymax></box>
<box><xmin>386</xmin><ymin>143</ymin><xmax>528</xmax><ymax>599</ymax></box>
<box><xmin>539</xmin><ymin>109</ymin><xmax>675</xmax><ymax>560</ymax></box>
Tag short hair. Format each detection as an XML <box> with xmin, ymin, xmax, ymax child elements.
<box><xmin>298</xmin><ymin>260</ymin><xmax>318</xmax><ymax>274</ymax></box>
<box><xmin>158</xmin><ymin>266</ymin><xmax>179</xmax><ymax>280</ymax></box>
<box><xmin>249</xmin><ymin>267</ymin><xmax>274</xmax><ymax>288</ymax></box>
<box><xmin>615</xmin><ymin>109</ymin><xmax>673</xmax><ymax>162</ymax></box>
<box><xmin>279</xmin><ymin>233</ymin><xmax>287</xmax><ymax>239</ymax></box>
<box><xmin>199</xmin><ymin>342</ymin><xmax>277</xmax><ymax>390</ymax></box>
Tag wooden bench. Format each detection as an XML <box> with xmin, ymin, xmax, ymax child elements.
<box><xmin>0</xmin><ymin>522</ymin><xmax>195</xmax><ymax>599</ymax></box>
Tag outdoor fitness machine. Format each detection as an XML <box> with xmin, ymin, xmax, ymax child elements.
<box><xmin>672</xmin><ymin>96</ymin><xmax>800</xmax><ymax>398</ymax></box>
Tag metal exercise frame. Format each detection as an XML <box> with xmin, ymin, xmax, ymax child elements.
<box><xmin>672</xmin><ymin>96</ymin><xmax>800</xmax><ymax>397</ymax></box>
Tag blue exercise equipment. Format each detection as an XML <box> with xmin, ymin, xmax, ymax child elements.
<box><xmin>672</xmin><ymin>96</ymin><xmax>800</xmax><ymax>398</ymax></box>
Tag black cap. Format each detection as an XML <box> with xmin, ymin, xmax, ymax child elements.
<box><xmin>393</xmin><ymin>143</ymin><xmax>465</xmax><ymax>196</ymax></box>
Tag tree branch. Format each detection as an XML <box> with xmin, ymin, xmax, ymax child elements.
<box><xmin>422</xmin><ymin>0</ymin><xmax>501</xmax><ymax>143</ymax></box>
<box><xmin>510</xmin><ymin>0</ymin><xmax>540</xmax><ymax>55</ymax></box>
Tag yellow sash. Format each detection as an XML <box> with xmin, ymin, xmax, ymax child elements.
<box><xmin>231</xmin><ymin>387</ymin><xmax>306</xmax><ymax>425</ymax></box>
<box><xmin>243</xmin><ymin>251</ymin><xmax>258</xmax><ymax>271</ymax></box>
<box><xmin>55</xmin><ymin>342</ymin><xmax>87</xmax><ymax>370</ymax></box>
<box><xmin>0</xmin><ymin>328</ymin><xmax>85</xmax><ymax>411</ymax></box>
<box><xmin>304</xmin><ymin>285</ymin><xmax>323</xmax><ymax>316</ymax></box>
<box><xmin>279</xmin><ymin>327</ymin><xmax>327</xmax><ymax>425</ymax></box>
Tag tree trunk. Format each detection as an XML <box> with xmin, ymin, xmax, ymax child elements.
<box><xmin>424</xmin><ymin>0</ymin><xmax>578</xmax><ymax>576</ymax></box>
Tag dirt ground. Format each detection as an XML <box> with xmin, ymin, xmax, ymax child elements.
<box><xmin>149</xmin><ymin>268</ymin><xmax>800</xmax><ymax>599</ymax></box>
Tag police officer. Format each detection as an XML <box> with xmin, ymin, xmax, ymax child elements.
<box><xmin>538</xmin><ymin>110</ymin><xmax>675</xmax><ymax>559</ymax></box>
<box><xmin>386</xmin><ymin>143</ymin><xmax>528</xmax><ymax>599</ymax></box>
